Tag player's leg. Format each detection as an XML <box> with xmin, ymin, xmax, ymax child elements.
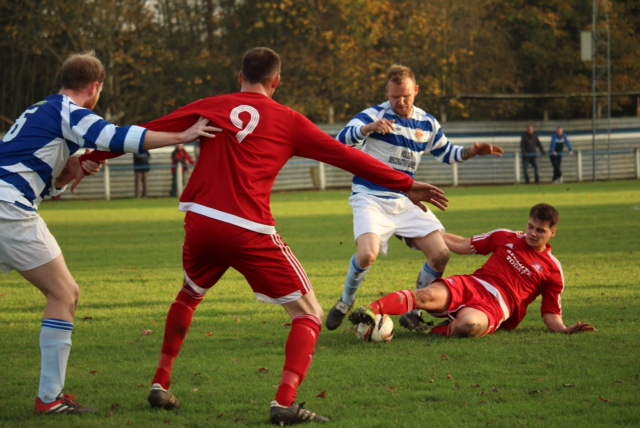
<box><xmin>411</xmin><ymin>231</ymin><xmax>449</xmax><ymax>289</ymax></box>
<box><xmin>349</xmin><ymin>280</ymin><xmax>452</xmax><ymax>326</ymax></box>
<box><xmin>148</xmin><ymin>213</ymin><xmax>227</xmax><ymax>410</ymax></box>
<box><xmin>237</xmin><ymin>231</ymin><xmax>329</xmax><ymax>423</ymax></box>
<box><xmin>446</xmin><ymin>307</ymin><xmax>489</xmax><ymax>337</ymax></box>
<box><xmin>326</xmin><ymin>233</ymin><xmax>380</xmax><ymax>330</ymax></box>
<box><xmin>4</xmin><ymin>208</ymin><xmax>97</xmax><ymax>415</ymax></box>
<box><xmin>21</xmin><ymin>255</ymin><xmax>98</xmax><ymax>414</ymax></box>
<box><xmin>327</xmin><ymin>194</ymin><xmax>394</xmax><ymax>330</ymax></box>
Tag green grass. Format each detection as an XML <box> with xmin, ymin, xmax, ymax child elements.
<box><xmin>1</xmin><ymin>180</ymin><xmax>639</xmax><ymax>427</ymax></box>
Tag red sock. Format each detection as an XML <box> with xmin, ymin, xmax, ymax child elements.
<box><xmin>152</xmin><ymin>285</ymin><xmax>204</xmax><ymax>389</ymax></box>
<box><xmin>274</xmin><ymin>315</ymin><xmax>321</xmax><ymax>407</ymax></box>
<box><xmin>430</xmin><ymin>324</ymin><xmax>451</xmax><ymax>336</ymax></box>
<box><xmin>370</xmin><ymin>290</ymin><xmax>416</xmax><ymax>315</ymax></box>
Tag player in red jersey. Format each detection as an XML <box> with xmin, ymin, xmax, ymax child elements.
<box><xmin>349</xmin><ymin>203</ymin><xmax>596</xmax><ymax>338</ymax></box>
<box><xmin>121</xmin><ymin>47</ymin><xmax>448</xmax><ymax>425</ymax></box>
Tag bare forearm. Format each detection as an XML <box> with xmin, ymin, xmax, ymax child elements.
<box><xmin>543</xmin><ymin>313</ymin><xmax>596</xmax><ymax>334</ymax></box>
<box><xmin>444</xmin><ymin>233</ymin><xmax>473</xmax><ymax>255</ymax></box>
<box><xmin>143</xmin><ymin>130</ymin><xmax>189</xmax><ymax>150</ymax></box>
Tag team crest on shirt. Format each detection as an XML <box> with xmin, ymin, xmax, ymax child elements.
<box><xmin>533</xmin><ymin>263</ymin><xmax>544</xmax><ymax>273</ymax></box>
<box><xmin>414</xmin><ymin>130</ymin><xmax>424</xmax><ymax>141</ymax></box>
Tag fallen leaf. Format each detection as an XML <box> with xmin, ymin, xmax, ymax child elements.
<box><xmin>142</xmin><ymin>329</ymin><xmax>153</xmax><ymax>336</ymax></box>
<box><xmin>82</xmin><ymin>316</ymin><xmax>93</xmax><ymax>321</ymax></box>
<box><xmin>599</xmin><ymin>396</ymin><xmax>610</xmax><ymax>403</ymax></box>
<box><xmin>89</xmin><ymin>370</ymin><xmax>98</xmax><ymax>376</ymax></box>
<box><xmin>447</xmin><ymin>374</ymin><xmax>454</xmax><ymax>380</ymax></box>
<box><xmin>316</xmin><ymin>390</ymin><xmax>327</xmax><ymax>398</ymax></box>
<box><xmin>206</xmin><ymin>332</ymin><xmax>214</xmax><ymax>336</ymax></box>
<box><xmin>471</xmin><ymin>384</ymin><xmax>481</xmax><ymax>388</ymax></box>
<box><xmin>441</xmin><ymin>354</ymin><xmax>449</xmax><ymax>360</ymax></box>
<box><xmin>256</xmin><ymin>367</ymin><xmax>269</xmax><ymax>374</ymax></box>
<box><xmin>385</xmin><ymin>386</ymin><xmax>398</xmax><ymax>392</ymax></box>
<box><xmin>282</xmin><ymin>322</ymin><xmax>292</xmax><ymax>327</ymax></box>
<box><xmin>563</xmin><ymin>384</ymin><xmax>575</xmax><ymax>388</ymax></box>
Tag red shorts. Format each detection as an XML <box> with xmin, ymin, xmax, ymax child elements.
<box><xmin>430</xmin><ymin>275</ymin><xmax>506</xmax><ymax>336</ymax></box>
<box><xmin>182</xmin><ymin>212</ymin><xmax>312</xmax><ymax>304</ymax></box>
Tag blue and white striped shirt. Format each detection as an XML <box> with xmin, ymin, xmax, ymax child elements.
<box><xmin>336</xmin><ymin>101</ymin><xmax>464</xmax><ymax>198</ymax></box>
<box><xmin>0</xmin><ymin>94</ymin><xmax>146</xmax><ymax>211</ymax></box>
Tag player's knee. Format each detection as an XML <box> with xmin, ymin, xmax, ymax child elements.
<box><xmin>356</xmin><ymin>251</ymin><xmax>377</xmax><ymax>268</ymax></box>
<box><xmin>430</xmin><ymin>247</ymin><xmax>450</xmax><ymax>272</ymax></box>
<box><xmin>415</xmin><ymin>287</ymin><xmax>437</xmax><ymax>308</ymax></box>
<box><xmin>450</xmin><ymin>321</ymin><xmax>484</xmax><ymax>338</ymax></box>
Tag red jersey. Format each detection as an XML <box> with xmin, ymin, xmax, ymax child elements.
<box><xmin>470</xmin><ymin>229</ymin><xmax>564</xmax><ymax>330</ymax></box>
<box><xmin>142</xmin><ymin>92</ymin><xmax>414</xmax><ymax>234</ymax></box>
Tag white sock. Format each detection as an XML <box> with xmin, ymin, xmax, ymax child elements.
<box><xmin>38</xmin><ymin>319</ymin><xmax>73</xmax><ymax>403</ymax></box>
<box><xmin>416</xmin><ymin>263</ymin><xmax>442</xmax><ymax>289</ymax></box>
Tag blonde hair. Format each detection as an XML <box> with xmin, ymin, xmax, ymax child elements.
<box><xmin>386</xmin><ymin>64</ymin><xmax>416</xmax><ymax>86</ymax></box>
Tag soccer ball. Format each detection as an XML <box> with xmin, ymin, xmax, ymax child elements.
<box><xmin>355</xmin><ymin>314</ymin><xmax>394</xmax><ymax>343</ymax></box>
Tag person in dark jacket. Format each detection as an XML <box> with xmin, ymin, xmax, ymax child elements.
<box><xmin>520</xmin><ymin>124</ymin><xmax>545</xmax><ymax>184</ymax></box>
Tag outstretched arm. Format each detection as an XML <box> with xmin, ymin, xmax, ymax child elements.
<box><xmin>543</xmin><ymin>313</ymin><xmax>596</xmax><ymax>334</ymax></box>
<box><xmin>462</xmin><ymin>142</ymin><xmax>504</xmax><ymax>160</ymax></box>
<box><xmin>405</xmin><ymin>181</ymin><xmax>449</xmax><ymax>212</ymax></box>
<box><xmin>443</xmin><ymin>233</ymin><xmax>473</xmax><ymax>255</ymax></box>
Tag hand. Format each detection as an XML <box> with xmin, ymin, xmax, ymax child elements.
<box><xmin>54</xmin><ymin>157</ymin><xmax>82</xmax><ymax>191</ymax></box>
<box><xmin>180</xmin><ymin>116</ymin><xmax>222</xmax><ymax>143</ymax></box>
<box><xmin>363</xmin><ymin>118</ymin><xmax>396</xmax><ymax>136</ymax></box>
<box><xmin>565</xmin><ymin>322</ymin><xmax>596</xmax><ymax>335</ymax></box>
<box><xmin>406</xmin><ymin>181</ymin><xmax>448</xmax><ymax>212</ymax></box>
<box><xmin>72</xmin><ymin>149</ymin><xmax>106</xmax><ymax>192</ymax></box>
<box><xmin>473</xmin><ymin>142</ymin><xmax>504</xmax><ymax>157</ymax></box>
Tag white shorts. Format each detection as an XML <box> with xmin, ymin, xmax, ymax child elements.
<box><xmin>349</xmin><ymin>193</ymin><xmax>444</xmax><ymax>256</ymax></box>
<box><xmin>0</xmin><ymin>202</ymin><xmax>61</xmax><ymax>273</ymax></box>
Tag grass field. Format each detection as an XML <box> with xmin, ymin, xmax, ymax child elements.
<box><xmin>1</xmin><ymin>180</ymin><xmax>639</xmax><ymax>427</ymax></box>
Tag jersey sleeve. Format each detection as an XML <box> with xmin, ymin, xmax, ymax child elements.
<box><xmin>335</xmin><ymin>109</ymin><xmax>374</xmax><ymax>147</ymax></box>
<box><xmin>470</xmin><ymin>229</ymin><xmax>518</xmax><ymax>255</ymax></box>
<box><xmin>291</xmin><ymin>114</ymin><xmax>413</xmax><ymax>192</ymax></box>
<box><xmin>80</xmin><ymin>100</ymin><xmax>210</xmax><ymax>173</ymax></box>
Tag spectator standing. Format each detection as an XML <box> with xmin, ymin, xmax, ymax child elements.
<box><xmin>169</xmin><ymin>144</ymin><xmax>195</xmax><ymax>197</ymax></box>
<box><xmin>520</xmin><ymin>124</ymin><xmax>545</xmax><ymax>184</ymax></box>
<box><xmin>133</xmin><ymin>150</ymin><xmax>151</xmax><ymax>198</ymax></box>
<box><xmin>549</xmin><ymin>127</ymin><xmax>574</xmax><ymax>184</ymax></box>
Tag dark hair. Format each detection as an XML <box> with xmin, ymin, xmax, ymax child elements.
<box><xmin>529</xmin><ymin>203</ymin><xmax>560</xmax><ymax>228</ymax></box>
<box><xmin>386</xmin><ymin>64</ymin><xmax>416</xmax><ymax>86</ymax></box>
<box><xmin>241</xmin><ymin>47</ymin><xmax>281</xmax><ymax>85</ymax></box>
<box><xmin>60</xmin><ymin>51</ymin><xmax>106</xmax><ymax>91</ymax></box>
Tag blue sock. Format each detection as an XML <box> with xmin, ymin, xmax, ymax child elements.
<box><xmin>416</xmin><ymin>262</ymin><xmax>442</xmax><ymax>289</ymax></box>
<box><xmin>341</xmin><ymin>254</ymin><xmax>369</xmax><ymax>306</ymax></box>
<box><xmin>39</xmin><ymin>319</ymin><xmax>73</xmax><ymax>402</ymax></box>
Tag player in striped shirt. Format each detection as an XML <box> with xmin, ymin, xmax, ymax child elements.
<box><xmin>0</xmin><ymin>51</ymin><xmax>218</xmax><ymax>415</ymax></box>
<box><xmin>349</xmin><ymin>203</ymin><xmax>596</xmax><ymax>337</ymax></box>
<box><xmin>326</xmin><ymin>64</ymin><xmax>504</xmax><ymax>331</ymax></box>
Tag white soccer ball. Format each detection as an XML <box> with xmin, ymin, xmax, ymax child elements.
<box><xmin>355</xmin><ymin>314</ymin><xmax>394</xmax><ymax>343</ymax></box>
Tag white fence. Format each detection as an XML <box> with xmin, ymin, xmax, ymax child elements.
<box><xmin>56</xmin><ymin>118</ymin><xmax>640</xmax><ymax>200</ymax></box>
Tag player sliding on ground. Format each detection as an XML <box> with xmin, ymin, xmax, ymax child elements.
<box><xmin>349</xmin><ymin>203</ymin><xmax>596</xmax><ymax>338</ymax></box>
